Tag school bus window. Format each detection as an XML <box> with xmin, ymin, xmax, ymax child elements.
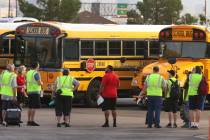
<box><xmin>164</xmin><ymin>42</ymin><xmax>181</xmax><ymax>57</ymax></box>
<box><xmin>81</xmin><ymin>40</ymin><xmax>94</xmax><ymax>56</ymax></box>
<box><xmin>136</xmin><ymin>41</ymin><xmax>146</xmax><ymax>55</ymax></box>
<box><xmin>149</xmin><ymin>41</ymin><xmax>160</xmax><ymax>56</ymax></box>
<box><xmin>123</xmin><ymin>41</ymin><xmax>135</xmax><ymax>56</ymax></box>
<box><xmin>63</xmin><ymin>39</ymin><xmax>79</xmax><ymax>60</ymax></box>
<box><xmin>182</xmin><ymin>42</ymin><xmax>206</xmax><ymax>58</ymax></box>
<box><xmin>206</xmin><ymin>44</ymin><xmax>210</xmax><ymax>57</ymax></box>
<box><xmin>95</xmin><ymin>40</ymin><xmax>107</xmax><ymax>56</ymax></box>
<box><xmin>109</xmin><ymin>41</ymin><xmax>121</xmax><ymax>56</ymax></box>
<box><xmin>1</xmin><ymin>39</ymin><xmax>9</xmax><ymax>54</ymax></box>
<box><xmin>10</xmin><ymin>39</ymin><xmax>15</xmax><ymax>54</ymax></box>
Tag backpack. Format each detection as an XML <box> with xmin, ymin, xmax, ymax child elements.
<box><xmin>169</xmin><ymin>79</ymin><xmax>180</xmax><ymax>100</ymax></box>
<box><xmin>198</xmin><ymin>76</ymin><xmax>209</xmax><ymax>96</ymax></box>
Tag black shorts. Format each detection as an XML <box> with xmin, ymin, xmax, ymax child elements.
<box><xmin>164</xmin><ymin>98</ymin><xmax>178</xmax><ymax>113</ymax></box>
<box><xmin>55</xmin><ymin>95</ymin><xmax>72</xmax><ymax>116</ymax></box>
<box><xmin>17</xmin><ymin>92</ymin><xmax>25</xmax><ymax>104</ymax></box>
<box><xmin>189</xmin><ymin>95</ymin><xmax>206</xmax><ymax>111</ymax></box>
<box><xmin>28</xmin><ymin>93</ymin><xmax>40</xmax><ymax>109</ymax></box>
<box><xmin>102</xmin><ymin>98</ymin><xmax>117</xmax><ymax>111</ymax></box>
<box><xmin>2</xmin><ymin>100</ymin><xmax>14</xmax><ymax>111</ymax></box>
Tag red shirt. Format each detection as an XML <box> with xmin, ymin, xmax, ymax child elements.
<box><xmin>17</xmin><ymin>75</ymin><xmax>25</xmax><ymax>93</ymax></box>
<box><xmin>101</xmin><ymin>72</ymin><xmax>119</xmax><ymax>98</ymax></box>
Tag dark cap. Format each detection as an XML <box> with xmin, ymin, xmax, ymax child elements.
<box><xmin>62</xmin><ymin>69</ymin><xmax>69</xmax><ymax>75</ymax></box>
<box><xmin>167</xmin><ymin>70</ymin><xmax>175</xmax><ymax>76</ymax></box>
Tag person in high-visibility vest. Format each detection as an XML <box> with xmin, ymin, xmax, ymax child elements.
<box><xmin>54</xmin><ymin>69</ymin><xmax>79</xmax><ymax>127</ymax></box>
<box><xmin>0</xmin><ymin>64</ymin><xmax>17</xmax><ymax>125</ymax></box>
<box><xmin>140</xmin><ymin>66</ymin><xmax>166</xmax><ymax>128</ymax></box>
<box><xmin>188</xmin><ymin>66</ymin><xmax>203</xmax><ymax>129</ymax></box>
<box><xmin>26</xmin><ymin>62</ymin><xmax>43</xmax><ymax>126</ymax></box>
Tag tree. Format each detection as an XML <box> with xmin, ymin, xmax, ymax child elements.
<box><xmin>136</xmin><ymin>0</ymin><xmax>183</xmax><ymax>24</ymax></box>
<box><xmin>199</xmin><ymin>14</ymin><xmax>206</xmax><ymax>25</ymax></box>
<box><xmin>179</xmin><ymin>13</ymin><xmax>198</xmax><ymax>25</ymax></box>
<box><xmin>18</xmin><ymin>0</ymin><xmax>81</xmax><ymax>22</ymax></box>
<box><xmin>127</xmin><ymin>10</ymin><xmax>144</xmax><ymax>24</ymax></box>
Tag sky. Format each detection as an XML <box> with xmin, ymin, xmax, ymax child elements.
<box><xmin>0</xmin><ymin>0</ymin><xmax>209</xmax><ymax>18</ymax></box>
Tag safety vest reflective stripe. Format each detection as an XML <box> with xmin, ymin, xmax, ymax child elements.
<box><xmin>57</xmin><ymin>76</ymin><xmax>74</xmax><ymax>97</ymax></box>
<box><xmin>188</xmin><ymin>73</ymin><xmax>202</xmax><ymax>96</ymax></box>
<box><xmin>0</xmin><ymin>71</ymin><xmax>16</xmax><ymax>96</ymax></box>
<box><xmin>26</xmin><ymin>70</ymin><xmax>41</xmax><ymax>93</ymax></box>
<box><xmin>146</xmin><ymin>74</ymin><xmax>163</xmax><ymax>96</ymax></box>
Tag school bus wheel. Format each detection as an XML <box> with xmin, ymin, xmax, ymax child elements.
<box><xmin>85</xmin><ymin>78</ymin><xmax>101</xmax><ymax>107</ymax></box>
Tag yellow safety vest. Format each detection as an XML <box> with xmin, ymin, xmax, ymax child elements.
<box><xmin>166</xmin><ymin>77</ymin><xmax>177</xmax><ymax>98</ymax></box>
<box><xmin>57</xmin><ymin>75</ymin><xmax>74</xmax><ymax>97</ymax></box>
<box><xmin>0</xmin><ymin>70</ymin><xmax>16</xmax><ymax>96</ymax></box>
<box><xmin>146</xmin><ymin>73</ymin><xmax>163</xmax><ymax>96</ymax></box>
<box><xmin>188</xmin><ymin>73</ymin><xmax>202</xmax><ymax>96</ymax></box>
<box><xmin>26</xmin><ymin>70</ymin><xmax>41</xmax><ymax>93</ymax></box>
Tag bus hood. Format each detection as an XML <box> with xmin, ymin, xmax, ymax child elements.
<box><xmin>141</xmin><ymin>59</ymin><xmax>204</xmax><ymax>87</ymax></box>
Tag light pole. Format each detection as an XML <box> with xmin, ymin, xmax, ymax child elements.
<box><xmin>205</xmin><ymin>0</ymin><xmax>207</xmax><ymax>25</ymax></box>
<box><xmin>8</xmin><ymin>0</ymin><xmax>11</xmax><ymax>17</ymax></box>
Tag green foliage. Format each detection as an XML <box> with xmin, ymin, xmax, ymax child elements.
<box><xmin>18</xmin><ymin>0</ymin><xmax>81</xmax><ymax>22</ymax></box>
<box><xmin>199</xmin><ymin>14</ymin><xmax>206</xmax><ymax>25</ymax></box>
<box><xmin>132</xmin><ymin>0</ymin><xmax>183</xmax><ymax>24</ymax></box>
<box><xmin>127</xmin><ymin>10</ymin><xmax>144</xmax><ymax>24</ymax></box>
<box><xmin>178</xmin><ymin>13</ymin><xmax>198</xmax><ymax>25</ymax></box>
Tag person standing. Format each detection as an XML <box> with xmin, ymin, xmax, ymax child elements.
<box><xmin>99</xmin><ymin>65</ymin><xmax>120</xmax><ymax>127</ymax></box>
<box><xmin>188</xmin><ymin>66</ymin><xmax>203</xmax><ymax>129</ymax></box>
<box><xmin>17</xmin><ymin>65</ymin><xmax>28</xmax><ymax>107</ymax></box>
<box><xmin>0</xmin><ymin>64</ymin><xmax>17</xmax><ymax>125</ymax></box>
<box><xmin>54</xmin><ymin>69</ymin><xmax>79</xmax><ymax>127</ymax></box>
<box><xmin>165</xmin><ymin>70</ymin><xmax>179</xmax><ymax>128</ymax></box>
<box><xmin>141</xmin><ymin>66</ymin><xmax>165</xmax><ymax>128</ymax></box>
<box><xmin>26</xmin><ymin>62</ymin><xmax>43</xmax><ymax>126</ymax></box>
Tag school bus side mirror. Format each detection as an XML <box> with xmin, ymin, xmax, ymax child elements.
<box><xmin>168</xmin><ymin>57</ymin><xmax>176</xmax><ymax>64</ymax></box>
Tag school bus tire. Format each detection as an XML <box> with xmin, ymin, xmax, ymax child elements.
<box><xmin>85</xmin><ymin>78</ymin><xmax>101</xmax><ymax>107</ymax></box>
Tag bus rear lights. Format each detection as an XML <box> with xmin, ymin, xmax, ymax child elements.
<box><xmin>194</xmin><ymin>32</ymin><xmax>199</xmax><ymax>38</ymax></box>
<box><xmin>50</xmin><ymin>29</ymin><xmax>61</xmax><ymax>36</ymax></box>
<box><xmin>160</xmin><ymin>32</ymin><xmax>165</xmax><ymax>37</ymax></box>
<box><xmin>16</xmin><ymin>28</ymin><xmax>25</xmax><ymax>34</ymax></box>
<box><xmin>165</xmin><ymin>32</ymin><xmax>170</xmax><ymax>38</ymax></box>
<box><xmin>199</xmin><ymin>32</ymin><xmax>204</xmax><ymax>38</ymax></box>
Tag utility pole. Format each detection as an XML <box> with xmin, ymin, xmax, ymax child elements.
<box><xmin>8</xmin><ymin>0</ymin><xmax>11</xmax><ymax>17</ymax></box>
<box><xmin>16</xmin><ymin>0</ymin><xmax>18</xmax><ymax>17</ymax></box>
<box><xmin>205</xmin><ymin>0</ymin><xmax>207</xmax><ymax>25</ymax></box>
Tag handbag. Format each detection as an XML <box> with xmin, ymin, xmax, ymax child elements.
<box><xmin>56</xmin><ymin>76</ymin><xmax>69</xmax><ymax>95</ymax></box>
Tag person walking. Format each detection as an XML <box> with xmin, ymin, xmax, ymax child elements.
<box><xmin>188</xmin><ymin>66</ymin><xmax>204</xmax><ymax>129</ymax></box>
<box><xmin>54</xmin><ymin>69</ymin><xmax>79</xmax><ymax>127</ymax></box>
<box><xmin>165</xmin><ymin>70</ymin><xmax>179</xmax><ymax>128</ymax></box>
<box><xmin>17</xmin><ymin>65</ymin><xmax>28</xmax><ymax>107</ymax></box>
<box><xmin>141</xmin><ymin>66</ymin><xmax>165</xmax><ymax>128</ymax></box>
<box><xmin>99</xmin><ymin>65</ymin><xmax>120</xmax><ymax>127</ymax></box>
<box><xmin>26</xmin><ymin>62</ymin><xmax>43</xmax><ymax>126</ymax></box>
<box><xmin>0</xmin><ymin>64</ymin><xmax>17</xmax><ymax>125</ymax></box>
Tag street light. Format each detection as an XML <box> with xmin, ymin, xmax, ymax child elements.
<box><xmin>205</xmin><ymin>0</ymin><xmax>207</xmax><ymax>25</ymax></box>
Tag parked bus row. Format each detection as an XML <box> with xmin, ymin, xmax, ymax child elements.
<box><xmin>0</xmin><ymin>22</ymin><xmax>168</xmax><ymax>106</ymax></box>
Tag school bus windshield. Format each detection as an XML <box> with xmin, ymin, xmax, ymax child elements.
<box><xmin>162</xmin><ymin>42</ymin><xmax>207</xmax><ymax>58</ymax></box>
<box><xmin>15</xmin><ymin>36</ymin><xmax>62</xmax><ymax>68</ymax></box>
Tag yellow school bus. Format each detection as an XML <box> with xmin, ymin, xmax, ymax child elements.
<box><xmin>135</xmin><ymin>25</ymin><xmax>210</xmax><ymax>103</ymax></box>
<box><xmin>12</xmin><ymin>22</ymin><xmax>168</xmax><ymax>106</ymax></box>
<box><xmin>0</xmin><ymin>23</ymin><xmax>28</xmax><ymax>69</ymax></box>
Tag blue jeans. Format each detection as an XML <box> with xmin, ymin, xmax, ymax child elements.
<box><xmin>147</xmin><ymin>96</ymin><xmax>163</xmax><ymax>126</ymax></box>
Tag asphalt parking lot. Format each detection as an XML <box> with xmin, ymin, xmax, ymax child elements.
<box><xmin>0</xmin><ymin>99</ymin><xmax>208</xmax><ymax>140</ymax></box>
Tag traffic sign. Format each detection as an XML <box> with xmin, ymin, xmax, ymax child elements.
<box><xmin>86</xmin><ymin>58</ymin><xmax>95</xmax><ymax>73</ymax></box>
